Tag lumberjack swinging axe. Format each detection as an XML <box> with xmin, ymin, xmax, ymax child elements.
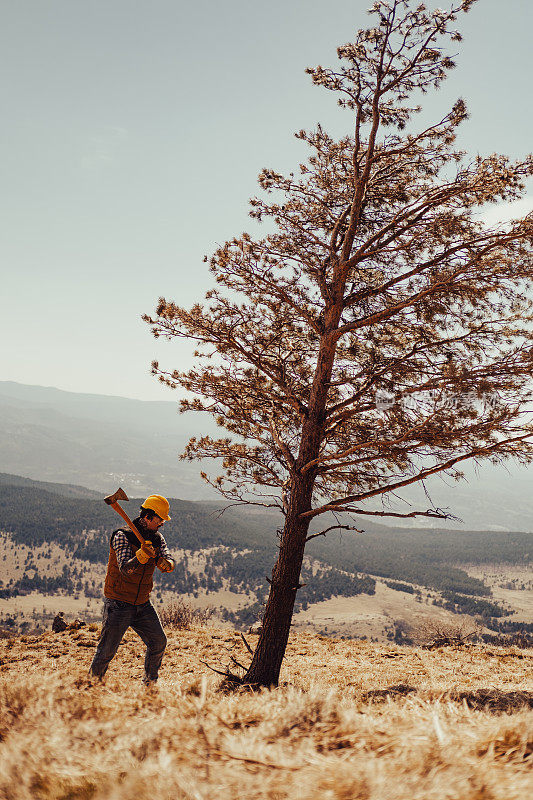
<box><xmin>88</xmin><ymin>490</ymin><xmax>174</xmax><ymax>685</ymax></box>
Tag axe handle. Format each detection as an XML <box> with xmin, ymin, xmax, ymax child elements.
<box><xmin>110</xmin><ymin>502</ymin><xmax>146</xmax><ymax>547</ymax></box>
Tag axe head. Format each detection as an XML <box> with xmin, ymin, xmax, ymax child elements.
<box><xmin>104</xmin><ymin>487</ymin><xmax>129</xmax><ymax>505</ymax></box>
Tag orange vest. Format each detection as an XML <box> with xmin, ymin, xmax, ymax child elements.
<box><xmin>104</xmin><ymin>526</ymin><xmax>160</xmax><ymax>605</ymax></box>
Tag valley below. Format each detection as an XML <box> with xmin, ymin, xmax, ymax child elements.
<box><xmin>1</xmin><ymin>525</ymin><xmax>531</xmax><ymax>645</ymax></box>
<box><xmin>1</xmin><ymin>471</ymin><xmax>532</xmax><ymax>647</ymax></box>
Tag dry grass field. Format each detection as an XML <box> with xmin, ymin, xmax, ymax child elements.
<box><xmin>1</xmin><ymin>622</ymin><xmax>532</xmax><ymax>799</ymax></box>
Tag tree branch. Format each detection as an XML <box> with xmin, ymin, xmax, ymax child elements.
<box><xmin>305</xmin><ymin>523</ymin><xmax>364</xmax><ymax>542</ymax></box>
<box><xmin>301</xmin><ymin>432</ymin><xmax>533</xmax><ymax>519</ymax></box>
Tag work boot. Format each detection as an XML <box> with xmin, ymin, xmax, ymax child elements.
<box><xmin>142</xmin><ymin>674</ymin><xmax>159</xmax><ymax>692</ymax></box>
<box><xmin>84</xmin><ymin>669</ymin><xmax>106</xmax><ymax>687</ymax></box>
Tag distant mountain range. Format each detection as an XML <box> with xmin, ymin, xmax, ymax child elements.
<box><xmin>0</xmin><ymin>381</ymin><xmax>217</xmax><ymax>500</ymax></box>
<box><xmin>1</xmin><ymin>381</ymin><xmax>532</xmax><ymax>530</ymax></box>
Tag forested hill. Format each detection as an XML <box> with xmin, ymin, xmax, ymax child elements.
<box><xmin>1</xmin><ymin>474</ymin><xmax>532</xmax><ymax>603</ymax></box>
<box><xmin>308</xmin><ymin>526</ymin><xmax>532</xmax><ymax>586</ymax></box>
<box><xmin>0</xmin><ymin>478</ymin><xmax>266</xmax><ymax>552</ymax></box>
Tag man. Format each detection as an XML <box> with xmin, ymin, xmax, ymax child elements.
<box><xmin>89</xmin><ymin>494</ymin><xmax>175</xmax><ymax>685</ymax></box>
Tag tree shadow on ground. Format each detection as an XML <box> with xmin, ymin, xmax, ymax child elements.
<box><xmin>363</xmin><ymin>685</ymin><xmax>533</xmax><ymax>712</ymax></box>
<box><xmin>450</xmin><ymin>689</ymin><xmax>533</xmax><ymax>712</ymax></box>
<box><xmin>363</xmin><ymin>684</ymin><xmax>418</xmax><ymax>700</ymax></box>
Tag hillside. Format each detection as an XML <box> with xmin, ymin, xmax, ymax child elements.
<box><xmin>0</xmin><ymin>472</ymin><xmax>100</xmax><ymax>498</ymax></box>
<box><xmin>0</xmin><ymin>381</ymin><xmax>216</xmax><ymax>499</ymax></box>
<box><xmin>0</xmin><ymin>624</ymin><xmax>532</xmax><ymax>800</ymax></box>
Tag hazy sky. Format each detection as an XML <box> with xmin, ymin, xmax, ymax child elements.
<box><xmin>2</xmin><ymin>0</ymin><xmax>532</xmax><ymax>401</ymax></box>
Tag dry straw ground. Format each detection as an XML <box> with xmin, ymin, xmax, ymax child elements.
<box><xmin>1</xmin><ymin>622</ymin><xmax>532</xmax><ymax>800</ymax></box>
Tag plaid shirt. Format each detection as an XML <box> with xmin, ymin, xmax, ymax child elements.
<box><xmin>113</xmin><ymin>530</ymin><xmax>174</xmax><ymax>571</ymax></box>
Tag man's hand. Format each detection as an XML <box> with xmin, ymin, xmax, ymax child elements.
<box><xmin>157</xmin><ymin>556</ymin><xmax>174</xmax><ymax>573</ymax></box>
<box><xmin>136</xmin><ymin>541</ymin><xmax>156</xmax><ymax>564</ymax></box>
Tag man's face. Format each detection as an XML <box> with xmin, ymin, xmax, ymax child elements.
<box><xmin>143</xmin><ymin>514</ymin><xmax>165</xmax><ymax>532</ymax></box>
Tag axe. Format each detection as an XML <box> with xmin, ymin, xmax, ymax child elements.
<box><xmin>104</xmin><ymin>487</ymin><xmax>146</xmax><ymax>547</ymax></box>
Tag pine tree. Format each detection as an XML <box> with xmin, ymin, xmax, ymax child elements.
<box><xmin>145</xmin><ymin>0</ymin><xmax>533</xmax><ymax>687</ymax></box>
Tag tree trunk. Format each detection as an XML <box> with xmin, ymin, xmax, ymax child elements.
<box><xmin>243</xmin><ymin>326</ymin><xmax>341</xmax><ymax>687</ymax></box>
<box><xmin>243</xmin><ymin>477</ymin><xmax>313</xmax><ymax>687</ymax></box>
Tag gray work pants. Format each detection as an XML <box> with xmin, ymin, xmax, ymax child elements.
<box><xmin>90</xmin><ymin>598</ymin><xmax>167</xmax><ymax>682</ymax></box>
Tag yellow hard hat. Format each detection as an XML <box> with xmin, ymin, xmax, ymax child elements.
<box><xmin>141</xmin><ymin>494</ymin><xmax>171</xmax><ymax>521</ymax></box>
